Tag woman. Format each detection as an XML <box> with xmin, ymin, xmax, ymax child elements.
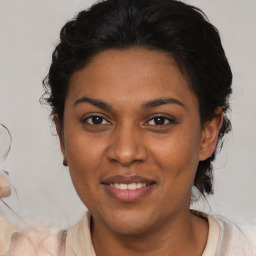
<box><xmin>1</xmin><ymin>0</ymin><xmax>255</xmax><ymax>255</ymax></box>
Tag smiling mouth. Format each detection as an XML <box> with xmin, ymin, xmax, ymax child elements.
<box><xmin>101</xmin><ymin>175</ymin><xmax>156</xmax><ymax>202</ymax></box>
<box><xmin>108</xmin><ymin>182</ymin><xmax>148</xmax><ymax>190</ymax></box>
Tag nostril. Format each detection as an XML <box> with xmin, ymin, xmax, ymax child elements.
<box><xmin>106</xmin><ymin>142</ymin><xmax>148</xmax><ymax>166</ymax></box>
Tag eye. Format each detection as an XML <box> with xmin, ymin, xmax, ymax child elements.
<box><xmin>146</xmin><ymin>116</ymin><xmax>175</xmax><ymax>126</ymax></box>
<box><xmin>83</xmin><ymin>115</ymin><xmax>110</xmax><ymax>125</ymax></box>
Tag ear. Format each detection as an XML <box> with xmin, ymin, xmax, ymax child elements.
<box><xmin>54</xmin><ymin>114</ymin><xmax>67</xmax><ymax>161</ymax></box>
<box><xmin>199</xmin><ymin>107</ymin><xmax>223</xmax><ymax>161</ymax></box>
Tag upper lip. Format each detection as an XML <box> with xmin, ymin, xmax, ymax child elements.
<box><xmin>101</xmin><ymin>175</ymin><xmax>155</xmax><ymax>185</ymax></box>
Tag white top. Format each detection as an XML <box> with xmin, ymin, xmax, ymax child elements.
<box><xmin>1</xmin><ymin>211</ymin><xmax>256</xmax><ymax>255</ymax></box>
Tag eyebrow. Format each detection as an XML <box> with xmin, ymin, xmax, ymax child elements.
<box><xmin>142</xmin><ymin>98</ymin><xmax>185</xmax><ymax>109</ymax></box>
<box><xmin>73</xmin><ymin>96</ymin><xmax>185</xmax><ymax>110</ymax></box>
<box><xmin>73</xmin><ymin>97</ymin><xmax>113</xmax><ymax>111</ymax></box>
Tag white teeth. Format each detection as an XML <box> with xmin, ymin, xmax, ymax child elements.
<box><xmin>119</xmin><ymin>184</ymin><xmax>128</xmax><ymax>190</ymax></box>
<box><xmin>111</xmin><ymin>183</ymin><xmax>148</xmax><ymax>190</ymax></box>
<box><xmin>136</xmin><ymin>183</ymin><xmax>143</xmax><ymax>188</ymax></box>
<box><xmin>128</xmin><ymin>183</ymin><xmax>137</xmax><ymax>190</ymax></box>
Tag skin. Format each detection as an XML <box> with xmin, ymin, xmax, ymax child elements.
<box><xmin>0</xmin><ymin>171</ymin><xmax>11</xmax><ymax>198</ymax></box>
<box><xmin>56</xmin><ymin>48</ymin><xmax>223</xmax><ymax>256</ymax></box>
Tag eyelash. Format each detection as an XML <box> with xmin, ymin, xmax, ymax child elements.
<box><xmin>82</xmin><ymin>114</ymin><xmax>111</xmax><ymax>125</ymax></box>
<box><xmin>145</xmin><ymin>115</ymin><xmax>176</xmax><ymax>126</ymax></box>
<box><xmin>82</xmin><ymin>114</ymin><xmax>176</xmax><ymax>127</ymax></box>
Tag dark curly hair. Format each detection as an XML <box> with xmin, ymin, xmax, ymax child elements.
<box><xmin>42</xmin><ymin>0</ymin><xmax>232</xmax><ymax>196</ymax></box>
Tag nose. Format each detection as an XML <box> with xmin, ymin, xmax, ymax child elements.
<box><xmin>106</xmin><ymin>125</ymin><xmax>148</xmax><ymax>166</ymax></box>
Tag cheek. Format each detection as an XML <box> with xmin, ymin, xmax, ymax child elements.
<box><xmin>149</xmin><ymin>128</ymin><xmax>201</xmax><ymax>185</ymax></box>
<box><xmin>65</xmin><ymin>126</ymin><xmax>107</xmax><ymax>168</ymax></box>
<box><xmin>68</xmin><ymin>153</ymin><xmax>102</xmax><ymax>211</ymax></box>
<box><xmin>64</xmin><ymin>131</ymin><xmax>107</xmax><ymax>200</ymax></box>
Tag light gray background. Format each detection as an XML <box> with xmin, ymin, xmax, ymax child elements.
<box><xmin>0</xmin><ymin>0</ymin><xmax>255</xmax><ymax>228</ymax></box>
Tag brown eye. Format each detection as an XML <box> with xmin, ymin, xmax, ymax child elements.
<box><xmin>147</xmin><ymin>116</ymin><xmax>175</xmax><ymax>126</ymax></box>
<box><xmin>84</xmin><ymin>115</ymin><xmax>110</xmax><ymax>125</ymax></box>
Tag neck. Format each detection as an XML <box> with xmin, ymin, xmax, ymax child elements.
<box><xmin>91</xmin><ymin>210</ymin><xmax>208</xmax><ymax>256</ymax></box>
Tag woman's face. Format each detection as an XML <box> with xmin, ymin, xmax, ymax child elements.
<box><xmin>59</xmin><ymin>48</ymin><xmax>217</xmax><ymax>236</ymax></box>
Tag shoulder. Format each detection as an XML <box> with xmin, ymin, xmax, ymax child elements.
<box><xmin>193</xmin><ymin>210</ymin><xmax>256</xmax><ymax>256</ymax></box>
<box><xmin>0</xmin><ymin>216</ymin><xmax>65</xmax><ymax>256</ymax></box>
<box><xmin>66</xmin><ymin>211</ymin><xmax>96</xmax><ymax>256</ymax></box>
<box><xmin>0</xmin><ymin>216</ymin><xmax>20</xmax><ymax>255</ymax></box>
<box><xmin>212</xmin><ymin>214</ymin><xmax>256</xmax><ymax>256</ymax></box>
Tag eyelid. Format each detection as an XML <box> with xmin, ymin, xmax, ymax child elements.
<box><xmin>82</xmin><ymin>113</ymin><xmax>112</xmax><ymax>125</ymax></box>
<box><xmin>144</xmin><ymin>114</ymin><xmax>176</xmax><ymax>126</ymax></box>
<box><xmin>81</xmin><ymin>113</ymin><xmax>176</xmax><ymax>126</ymax></box>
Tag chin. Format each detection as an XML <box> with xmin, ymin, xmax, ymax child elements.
<box><xmin>109</xmin><ymin>217</ymin><xmax>152</xmax><ymax>236</ymax></box>
<box><xmin>99</xmin><ymin>208</ymin><xmax>156</xmax><ymax>236</ymax></box>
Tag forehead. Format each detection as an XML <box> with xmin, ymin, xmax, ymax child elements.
<box><xmin>67</xmin><ymin>47</ymin><xmax>198</xmax><ymax>110</ymax></box>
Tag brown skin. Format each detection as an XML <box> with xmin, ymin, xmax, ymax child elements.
<box><xmin>56</xmin><ymin>48</ymin><xmax>223</xmax><ymax>255</ymax></box>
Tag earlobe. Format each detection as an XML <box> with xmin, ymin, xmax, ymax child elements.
<box><xmin>199</xmin><ymin>107</ymin><xmax>223</xmax><ymax>161</ymax></box>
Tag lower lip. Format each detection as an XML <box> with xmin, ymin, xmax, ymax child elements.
<box><xmin>103</xmin><ymin>184</ymin><xmax>155</xmax><ymax>202</ymax></box>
